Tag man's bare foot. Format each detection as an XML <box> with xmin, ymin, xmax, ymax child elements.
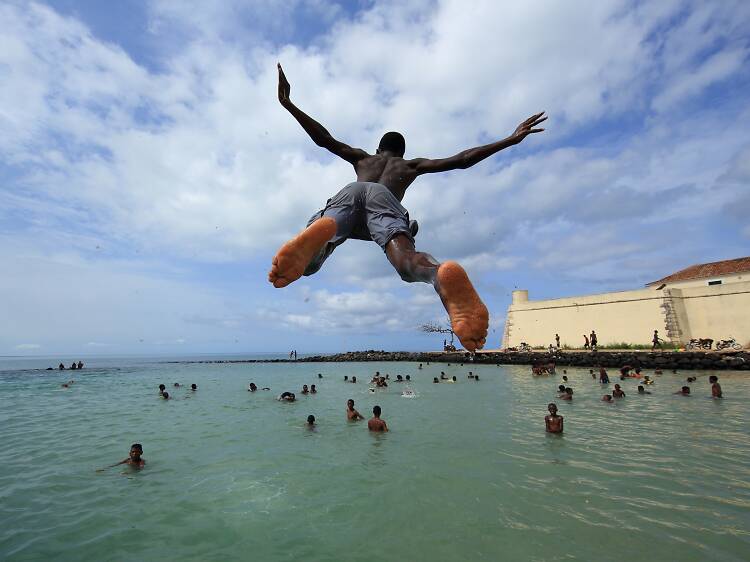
<box><xmin>268</xmin><ymin>217</ymin><xmax>336</xmax><ymax>288</ymax></box>
<box><xmin>436</xmin><ymin>261</ymin><xmax>489</xmax><ymax>351</ymax></box>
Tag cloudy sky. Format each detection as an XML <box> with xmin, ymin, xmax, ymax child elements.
<box><xmin>1</xmin><ymin>0</ymin><xmax>749</xmax><ymax>356</ymax></box>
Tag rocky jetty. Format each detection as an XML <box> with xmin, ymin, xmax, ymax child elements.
<box><xmin>297</xmin><ymin>349</ymin><xmax>749</xmax><ymax>370</ymax></box>
<box><xmin>167</xmin><ymin>349</ymin><xmax>749</xmax><ymax>370</ymax></box>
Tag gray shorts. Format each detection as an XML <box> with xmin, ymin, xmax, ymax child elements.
<box><xmin>303</xmin><ymin>182</ymin><xmax>415</xmax><ymax>276</ymax></box>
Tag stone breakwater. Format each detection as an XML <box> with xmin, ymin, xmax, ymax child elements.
<box><xmin>169</xmin><ymin>350</ymin><xmax>749</xmax><ymax>370</ymax></box>
<box><xmin>296</xmin><ymin>350</ymin><xmax>749</xmax><ymax>370</ymax></box>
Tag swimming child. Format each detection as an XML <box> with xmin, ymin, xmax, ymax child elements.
<box><xmin>345</xmin><ymin>399</ymin><xmax>363</xmax><ymax>421</ymax></box>
<box><xmin>602</xmin><ymin>394</ymin><xmax>613</xmax><ymax>402</ymax></box>
<box><xmin>161</xmin><ymin>391</ymin><xmax>170</xmax><ymax>400</ymax></box>
<box><xmin>599</xmin><ymin>368</ymin><xmax>609</xmax><ymax>384</ymax></box>
<box><xmin>158</xmin><ymin>384</ymin><xmax>166</xmax><ymax>395</ymax></box>
<box><xmin>248</xmin><ymin>382</ymin><xmax>258</xmax><ymax>392</ymax></box>
<box><xmin>301</xmin><ymin>384</ymin><xmax>309</xmax><ymax>394</ymax></box>
<box><xmin>368</xmin><ymin>405</ymin><xmax>389</xmax><ymax>432</ymax></box>
<box><xmin>674</xmin><ymin>386</ymin><xmax>690</xmax><ymax>395</ymax></box>
<box><xmin>560</xmin><ymin>388</ymin><xmax>573</xmax><ymax>400</ymax></box>
<box><xmin>612</xmin><ymin>384</ymin><xmax>625</xmax><ymax>398</ymax></box>
<box><xmin>544</xmin><ymin>403</ymin><xmax>563</xmax><ymax>433</ymax></box>
<box><xmin>637</xmin><ymin>385</ymin><xmax>651</xmax><ymax>395</ymax></box>
<box><xmin>310</xmin><ymin>384</ymin><xmax>317</xmax><ymax>394</ymax></box>
<box><xmin>278</xmin><ymin>392</ymin><xmax>296</xmax><ymax>402</ymax></box>
<box><xmin>99</xmin><ymin>443</ymin><xmax>145</xmax><ymax>471</ymax></box>
<box><xmin>191</xmin><ymin>384</ymin><xmax>197</xmax><ymax>391</ymax></box>
<box><xmin>433</xmin><ymin>377</ymin><xmax>439</xmax><ymax>383</ymax></box>
<box><xmin>710</xmin><ymin>375</ymin><xmax>722</xmax><ymax>398</ymax></box>
<box><xmin>307</xmin><ymin>415</ymin><xmax>316</xmax><ymax>428</ymax></box>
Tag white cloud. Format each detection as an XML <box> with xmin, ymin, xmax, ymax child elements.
<box><xmin>1</xmin><ymin>0</ymin><xmax>749</xmax><ymax>350</ymax></box>
<box><xmin>15</xmin><ymin>343</ymin><xmax>41</xmax><ymax>350</ymax></box>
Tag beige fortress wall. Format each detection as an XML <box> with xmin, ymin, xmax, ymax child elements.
<box><xmin>504</xmin><ymin>288</ymin><xmax>667</xmax><ymax>348</ymax></box>
<box><xmin>503</xmin><ymin>280</ymin><xmax>750</xmax><ymax>349</ymax></box>
<box><xmin>672</xmin><ymin>281</ymin><xmax>750</xmax><ymax>346</ymax></box>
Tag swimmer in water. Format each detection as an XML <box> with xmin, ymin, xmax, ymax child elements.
<box><xmin>544</xmin><ymin>403</ymin><xmax>563</xmax><ymax>433</ymax></box>
<box><xmin>557</xmin><ymin>384</ymin><xmax>566</xmax><ymax>395</ymax></box>
<box><xmin>368</xmin><ymin>405</ymin><xmax>388</xmax><ymax>432</ymax></box>
<box><xmin>710</xmin><ymin>375</ymin><xmax>722</xmax><ymax>398</ymax></box>
<box><xmin>161</xmin><ymin>391</ymin><xmax>170</xmax><ymax>400</ymax></box>
<box><xmin>99</xmin><ymin>443</ymin><xmax>145</xmax><ymax>471</ymax></box>
<box><xmin>346</xmin><ymin>399</ymin><xmax>364</xmax><ymax>420</ymax></box>
<box><xmin>248</xmin><ymin>382</ymin><xmax>258</xmax><ymax>392</ymax></box>
<box><xmin>301</xmin><ymin>384</ymin><xmax>309</xmax><ymax>395</ymax></box>
<box><xmin>560</xmin><ymin>387</ymin><xmax>573</xmax><ymax>401</ymax></box>
<box><xmin>351</xmin><ymin>376</ymin><xmax>357</xmax><ymax>384</ymax></box>
<box><xmin>158</xmin><ymin>384</ymin><xmax>166</xmax><ymax>395</ymax></box>
<box><xmin>612</xmin><ymin>384</ymin><xmax>625</xmax><ymax>398</ymax></box>
<box><xmin>191</xmin><ymin>384</ymin><xmax>197</xmax><ymax>391</ymax></box>
<box><xmin>433</xmin><ymin>377</ymin><xmax>439</xmax><ymax>383</ymax></box>
<box><xmin>599</xmin><ymin>368</ymin><xmax>609</xmax><ymax>384</ymax></box>
<box><xmin>307</xmin><ymin>415</ymin><xmax>316</xmax><ymax>428</ymax></box>
<box><xmin>674</xmin><ymin>386</ymin><xmax>690</xmax><ymax>395</ymax></box>
<box><xmin>278</xmin><ymin>392</ymin><xmax>296</xmax><ymax>402</ymax></box>
<box><xmin>310</xmin><ymin>384</ymin><xmax>317</xmax><ymax>394</ymax></box>
<box><xmin>405</xmin><ymin>375</ymin><xmax>411</xmax><ymax>381</ymax></box>
<box><xmin>637</xmin><ymin>385</ymin><xmax>651</xmax><ymax>395</ymax></box>
<box><xmin>602</xmin><ymin>394</ymin><xmax>613</xmax><ymax>402</ymax></box>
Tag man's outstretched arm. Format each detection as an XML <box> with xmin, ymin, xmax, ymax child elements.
<box><xmin>408</xmin><ymin>112</ymin><xmax>546</xmax><ymax>175</ymax></box>
<box><xmin>277</xmin><ymin>63</ymin><xmax>368</xmax><ymax>165</ymax></box>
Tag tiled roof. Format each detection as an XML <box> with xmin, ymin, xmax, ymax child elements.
<box><xmin>647</xmin><ymin>256</ymin><xmax>750</xmax><ymax>286</ymax></box>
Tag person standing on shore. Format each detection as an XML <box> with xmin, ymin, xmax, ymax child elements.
<box><xmin>590</xmin><ymin>330</ymin><xmax>598</xmax><ymax>349</ymax></box>
<box><xmin>583</xmin><ymin>335</ymin><xmax>589</xmax><ymax>349</ymax></box>
<box><xmin>652</xmin><ymin>330</ymin><xmax>662</xmax><ymax>350</ymax></box>
<box><xmin>555</xmin><ymin>334</ymin><xmax>560</xmax><ymax>348</ymax></box>
<box><xmin>368</xmin><ymin>405</ymin><xmax>389</xmax><ymax>432</ymax></box>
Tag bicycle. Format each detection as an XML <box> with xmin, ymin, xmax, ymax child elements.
<box><xmin>715</xmin><ymin>337</ymin><xmax>742</xmax><ymax>351</ymax></box>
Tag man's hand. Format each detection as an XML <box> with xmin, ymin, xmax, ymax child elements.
<box><xmin>278</xmin><ymin>63</ymin><xmax>291</xmax><ymax>106</ymax></box>
<box><xmin>511</xmin><ymin>112</ymin><xmax>546</xmax><ymax>143</ymax></box>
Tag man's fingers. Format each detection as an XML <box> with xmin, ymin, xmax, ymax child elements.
<box><xmin>529</xmin><ymin>128</ymin><xmax>545</xmax><ymax>133</ymax></box>
<box><xmin>533</xmin><ymin>116</ymin><xmax>548</xmax><ymax>126</ymax></box>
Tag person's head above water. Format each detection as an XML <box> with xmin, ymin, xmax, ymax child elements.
<box><xmin>377</xmin><ymin>131</ymin><xmax>405</xmax><ymax>157</ymax></box>
<box><xmin>307</xmin><ymin>415</ymin><xmax>315</xmax><ymax>425</ymax></box>
<box><xmin>373</xmin><ymin>405</ymin><xmax>382</xmax><ymax>417</ymax></box>
<box><xmin>130</xmin><ymin>443</ymin><xmax>143</xmax><ymax>459</ymax></box>
<box><xmin>191</xmin><ymin>383</ymin><xmax>197</xmax><ymax>390</ymax></box>
<box><xmin>547</xmin><ymin>403</ymin><xmax>558</xmax><ymax>415</ymax></box>
<box><xmin>159</xmin><ymin>384</ymin><xmax>165</xmax><ymax>391</ymax></box>
<box><xmin>558</xmin><ymin>384</ymin><xmax>566</xmax><ymax>392</ymax></box>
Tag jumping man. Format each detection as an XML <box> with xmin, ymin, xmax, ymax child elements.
<box><xmin>269</xmin><ymin>64</ymin><xmax>546</xmax><ymax>351</ymax></box>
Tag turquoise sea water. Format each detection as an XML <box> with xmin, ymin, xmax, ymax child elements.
<box><xmin>1</xmin><ymin>356</ymin><xmax>749</xmax><ymax>561</ymax></box>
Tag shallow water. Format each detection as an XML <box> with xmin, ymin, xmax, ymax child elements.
<box><xmin>1</xmin><ymin>357</ymin><xmax>749</xmax><ymax>561</ymax></box>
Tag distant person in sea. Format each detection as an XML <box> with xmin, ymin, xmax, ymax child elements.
<box><xmin>346</xmin><ymin>399</ymin><xmax>364</xmax><ymax>420</ymax></box>
<box><xmin>612</xmin><ymin>384</ymin><xmax>625</xmax><ymax>398</ymax></box>
<box><xmin>675</xmin><ymin>386</ymin><xmax>690</xmax><ymax>396</ymax></box>
<box><xmin>433</xmin><ymin>377</ymin><xmax>439</xmax><ymax>383</ymax></box>
<box><xmin>710</xmin><ymin>375</ymin><xmax>722</xmax><ymax>398</ymax></box>
<box><xmin>562</xmin><ymin>375</ymin><xmax>568</xmax><ymax>383</ymax></box>
<box><xmin>351</xmin><ymin>376</ymin><xmax>357</xmax><ymax>383</ymax></box>
<box><xmin>686</xmin><ymin>376</ymin><xmax>696</xmax><ymax>383</ymax></box>
<box><xmin>61</xmin><ymin>382</ymin><xmax>69</xmax><ymax>388</ymax></box>
<box><xmin>59</xmin><ymin>362</ymin><xmax>65</xmax><ymax>370</ymax></box>
<box><xmin>368</xmin><ymin>405</ymin><xmax>389</xmax><ymax>432</ymax></box>
<box><xmin>599</xmin><ymin>368</ymin><xmax>609</xmax><ymax>384</ymax></box>
<box><xmin>418</xmin><ymin>363</ymin><xmax>423</xmax><ymax>369</ymax></box>
<box><xmin>395</xmin><ymin>374</ymin><xmax>403</xmax><ymax>382</ymax></box>
<box><xmin>301</xmin><ymin>384</ymin><xmax>309</xmax><ymax>395</ymax></box>
<box><xmin>637</xmin><ymin>385</ymin><xmax>651</xmax><ymax>395</ymax></box>
<box><xmin>191</xmin><ymin>383</ymin><xmax>197</xmax><ymax>391</ymax></box>
<box><xmin>555</xmin><ymin>334</ymin><xmax>560</xmax><ymax>348</ymax></box>
<box><xmin>344</xmin><ymin>376</ymin><xmax>349</xmax><ymax>382</ymax></box>
<box><xmin>77</xmin><ymin>361</ymin><xmax>84</xmax><ymax>369</ymax></box>
<box><xmin>306</xmin><ymin>415</ymin><xmax>315</xmax><ymax>428</ymax></box>
<box><xmin>310</xmin><ymin>384</ymin><xmax>317</xmax><ymax>394</ymax></box>
<box><xmin>602</xmin><ymin>394</ymin><xmax>613</xmax><ymax>402</ymax></box>
<box><xmin>590</xmin><ymin>330</ymin><xmax>598</xmax><ymax>350</ymax></box>
<box><xmin>158</xmin><ymin>384</ymin><xmax>166</xmax><ymax>395</ymax></box>
<box><xmin>558</xmin><ymin>384</ymin><xmax>566</xmax><ymax>395</ymax></box>
<box><xmin>652</xmin><ymin>330</ymin><xmax>663</xmax><ymax>350</ymax></box>
<box><xmin>98</xmin><ymin>444</ymin><xmax>145</xmax><ymax>471</ymax></box>
<box><xmin>278</xmin><ymin>392</ymin><xmax>296</xmax><ymax>402</ymax></box>
<box><xmin>545</xmin><ymin>403</ymin><xmax>563</xmax><ymax>433</ymax></box>
<box><xmin>559</xmin><ymin>388</ymin><xmax>573</xmax><ymax>401</ymax></box>
<box><xmin>318</xmin><ymin>373</ymin><xmax>323</xmax><ymax>378</ymax></box>
<box><xmin>248</xmin><ymin>382</ymin><xmax>258</xmax><ymax>392</ymax></box>
<box><xmin>173</xmin><ymin>383</ymin><xmax>181</xmax><ymax>388</ymax></box>
<box><xmin>161</xmin><ymin>391</ymin><xmax>170</xmax><ymax>400</ymax></box>
<box><xmin>474</xmin><ymin>375</ymin><xmax>479</xmax><ymax>381</ymax></box>
<box><xmin>70</xmin><ymin>362</ymin><xmax>77</xmax><ymax>370</ymax></box>
<box><xmin>405</xmin><ymin>375</ymin><xmax>411</xmax><ymax>381</ymax></box>
<box><xmin>642</xmin><ymin>375</ymin><xmax>653</xmax><ymax>385</ymax></box>
<box><xmin>468</xmin><ymin>371</ymin><xmax>474</xmax><ymax>378</ymax></box>
<box><xmin>583</xmin><ymin>335</ymin><xmax>590</xmax><ymax>349</ymax></box>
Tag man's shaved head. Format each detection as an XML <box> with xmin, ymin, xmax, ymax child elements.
<box><xmin>378</xmin><ymin>131</ymin><xmax>405</xmax><ymax>157</ymax></box>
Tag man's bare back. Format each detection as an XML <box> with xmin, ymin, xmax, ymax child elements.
<box><xmin>269</xmin><ymin>63</ymin><xmax>545</xmax><ymax>351</ymax></box>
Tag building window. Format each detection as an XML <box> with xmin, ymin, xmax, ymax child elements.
<box><xmin>707</xmin><ymin>280</ymin><xmax>722</xmax><ymax>286</ymax></box>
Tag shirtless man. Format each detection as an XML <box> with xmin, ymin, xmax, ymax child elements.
<box><xmin>98</xmin><ymin>443</ymin><xmax>145</xmax><ymax>471</ymax></box>
<box><xmin>269</xmin><ymin>64</ymin><xmax>546</xmax><ymax>351</ymax></box>
<box><xmin>612</xmin><ymin>384</ymin><xmax>625</xmax><ymax>398</ymax></box>
<box><xmin>346</xmin><ymin>399</ymin><xmax>364</xmax><ymax>421</ymax></box>
<box><xmin>709</xmin><ymin>375</ymin><xmax>722</xmax><ymax>398</ymax></box>
<box><xmin>368</xmin><ymin>405</ymin><xmax>389</xmax><ymax>432</ymax></box>
<box><xmin>544</xmin><ymin>403</ymin><xmax>563</xmax><ymax>433</ymax></box>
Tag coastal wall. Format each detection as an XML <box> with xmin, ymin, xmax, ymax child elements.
<box><xmin>504</xmin><ymin>281</ymin><xmax>750</xmax><ymax>349</ymax></box>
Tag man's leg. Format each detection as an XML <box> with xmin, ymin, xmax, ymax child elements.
<box><xmin>385</xmin><ymin>234</ymin><xmax>488</xmax><ymax>352</ymax></box>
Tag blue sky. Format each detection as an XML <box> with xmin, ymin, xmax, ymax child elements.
<box><xmin>1</xmin><ymin>0</ymin><xmax>749</xmax><ymax>356</ymax></box>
